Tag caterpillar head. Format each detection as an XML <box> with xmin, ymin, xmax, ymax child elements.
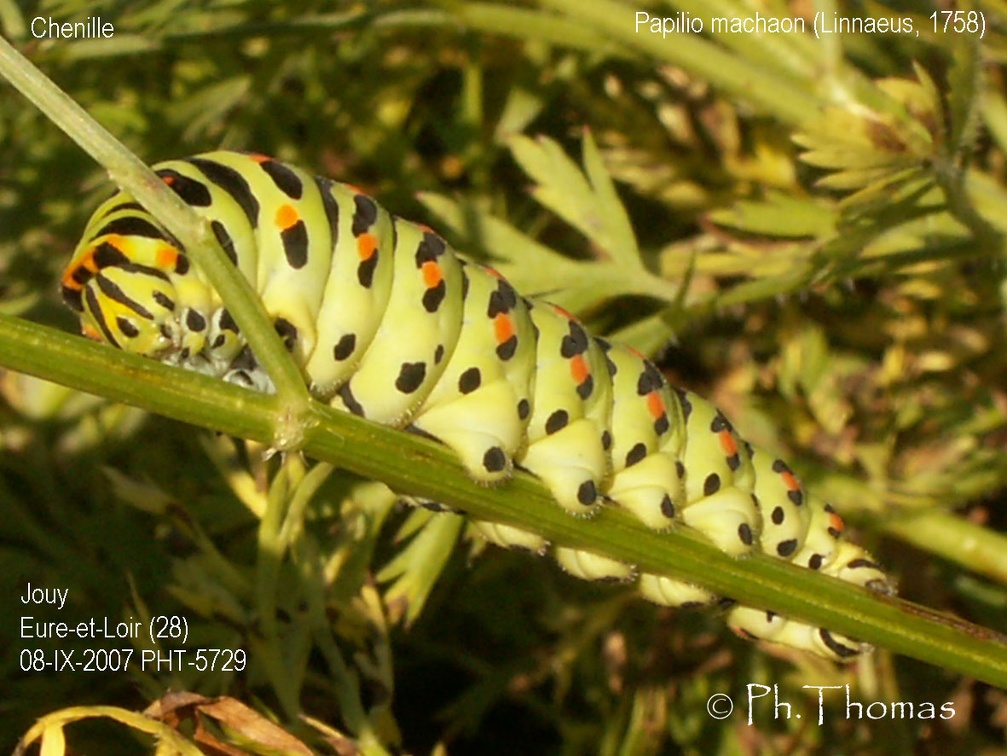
<box><xmin>62</xmin><ymin>227</ymin><xmax>211</xmax><ymax>365</ymax></box>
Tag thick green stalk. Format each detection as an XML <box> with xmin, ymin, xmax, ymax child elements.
<box><xmin>2</xmin><ymin>313</ymin><xmax>1005</xmax><ymax>689</ymax></box>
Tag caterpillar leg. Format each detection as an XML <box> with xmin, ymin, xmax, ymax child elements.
<box><xmin>519</xmin><ymin>424</ymin><xmax>609</xmax><ymax>514</ymax></box>
<box><xmin>606</xmin><ymin>453</ymin><xmax>684</xmax><ymax>529</ymax></box>
<box><xmin>471</xmin><ymin>520</ymin><xmax>633</xmax><ymax>582</ymax></box>
<box><xmin>638</xmin><ymin>573</ymin><xmax>717</xmax><ymax>607</ymax></box>
<box><xmin>470</xmin><ymin>521</ymin><xmax>549</xmax><ymax>554</ymax></box>
<box><xmin>554</xmin><ymin>546</ymin><xmax>635</xmax><ymax>582</ymax></box>
<box><xmin>412</xmin><ymin>389</ymin><xmax>523</xmax><ymax>483</ymax></box>
<box><xmin>679</xmin><ymin>487</ymin><xmax>761</xmax><ymax>556</ymax></box>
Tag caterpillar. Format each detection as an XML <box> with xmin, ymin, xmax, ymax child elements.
<box><xmin>62</xmin><ymin>150</ymin><xmax>894</xmax><ymax>661</ymax></box>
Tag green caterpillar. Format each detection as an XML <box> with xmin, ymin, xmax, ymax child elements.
<box><xmin>62</xmin><ymin>150</ymin><xmax>893</xmax><ymax>661</ymax></box>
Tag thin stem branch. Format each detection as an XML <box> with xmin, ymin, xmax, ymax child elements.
<box><xmin>0</xmin><ymin>34</ymin><xmax>312</xmax><ymax>424</ymax></box>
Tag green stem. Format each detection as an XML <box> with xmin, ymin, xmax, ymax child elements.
<box><xmin>253</xmin><ymin>459</ymin><xmax>306</xmax><ymax>719</ymax></box>
<box><xmin>885</xmin><ymin>512</ymin><xmax>1007</xmax><ymax>585</ymax></box>
<box><xmin>2</xmin><ymin>313</ymin><xmax>1006</xmax><ymax>688</ymax></box>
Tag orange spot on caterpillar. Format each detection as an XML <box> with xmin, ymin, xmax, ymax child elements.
<box><xmin>646</xmin><ymin>391</ymin><xmax>665</xmax><ymax>419</ymax></box>
<box><xmin>570</xmin><ymin>354</ymin><xmax>590</xmax><ymax>385</ymax></box>
<box><xmin>161</xmin><ymin>174</ymin><xmax>175</xmax><ymax>186</ymax></box>
<box><xmin>422</xmin><ymin>260</ymin><xmax>443</xmax><ymax>288</ymax></box>
<box><xmin>626</xmin><ymin>346</ymin><xmax>645</xmax><ymax>359</ymax></box>
<box><xmin>780</xmin><ymin>470</ymin><xmax>801</xmax><ymax>492</ymax></box>
<box><xmin>829</xmin><ymin>511</ymin><xmax>845</xmax><ymax>534</ymax></box>
<box><xmin>82</xmin><ymin>324</ymin><xmax>102</xmax><ymax>341</ymax></box>
<box><xmin>155</xmin><ymin>246</ymin><xmax>179</xmax><ymax>270</ymax></box>
<box><xmin>719</xmin><ymin>430</ymin><xmax>738</xmax><ymax>458</ymax></box>
<box><xmin>248</xmin><ymin>153</ymin><xmax>271</xmax><ymax>163</ymax></box>
<box><xmin>357</xmin><ymin>233</ymin><xmax>377</xmax><ymax>260</ymax></box>
<box><xmin>275</xmin><ymin>204</ymin><xmax>299</xmax><ymax>231</ymax></box>
<box><xmin>494</xmin><ymin>313</ymin><xmax>515</xmax><ymax>345</ymax></box>
<box><xmin>484</xmin><ymin>266</ymin><xmax>504</xmax><ymax>279</ymax></box>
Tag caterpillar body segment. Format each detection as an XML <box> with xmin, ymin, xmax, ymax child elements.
<box><xmin>747</xmin><ymin>448</ymin><xmax>813</xmax><ymax>561</ymax></box>
<box><xmin>63</xmin><ymin>150</ymin><xmax>894</xmax><ymax>661</ymax></box>
<box><xmin>675</xmin><ymin>390</ymin><xmax>760</xmax><ymax>557</ymax></box>
<box><xmin>409</xmin><ymin>260</ymin><xmax>537</xmax><ymax>485</ymax></box>
<box><xmin>601</xmin><ymin>340</ymin><xmax>686</xmax><ymax>531</ymax></box>
<box><xmin>514</xmin><ymin>301</ymin><xmax>613</xmax><ymax>515</ymax></box>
